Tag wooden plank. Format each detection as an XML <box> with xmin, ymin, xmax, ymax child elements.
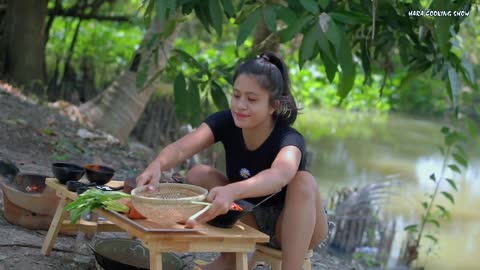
<box><xmin>148</xmin><ymin>238</ymin><xmax>255</xmax><ymax>253</ymax></box>
<box><xmin>41</xmin><ymin>196</ymin><xmax>69</xmax><ymax>255</ymax></box>
<box><xmin>60</xmin><ymin>219</ymin><xmax>121</xmax><ymax>233</ymax></box>
<box><xmin>105</xmin><ymin>210</ymin><xmax>207</xmax><ymax>233</ymax></box>
<box><xmin>98</xmin><ymin>207</ymin><xmax>269</xmax><ymax>242</ymax></box>
<box><xmin>149</xmin><ymin>246</ymin><xmax>163</xmax><ymax>270</ymax></box>
<box><xmin>235</xmin><ymin>252</ymin><xmax>248</xmax><ymax>270</ymax></box>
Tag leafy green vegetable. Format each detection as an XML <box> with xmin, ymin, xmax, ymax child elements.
<box><xmin>64</xmin><ymin>189</ymin><xmax>131</xmax><ymax>224</ymax></box>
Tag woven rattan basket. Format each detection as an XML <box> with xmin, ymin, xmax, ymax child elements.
<box><xmin>131</xmin><ymin>183</ymin><xmax>208</xmax><ymax>224</ymax></box>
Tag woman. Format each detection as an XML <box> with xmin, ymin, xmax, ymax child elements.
<box><xmin>136</xmin><ymin>52</ymin><xmax>328</xmax><ymax>270</ymax></box>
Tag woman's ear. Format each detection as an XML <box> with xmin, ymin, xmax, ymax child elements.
<box><xmin>270</xmin><ymin>99</ymin><xmax>280</xmax><ymax>115</ymax></box>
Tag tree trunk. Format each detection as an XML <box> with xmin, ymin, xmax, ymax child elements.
<box><xmin>79</xmin><ymin>18</ymin><xmax>178</xmax><ymax>144</ymax></box>
<box><xmin>253</xmin><ymin>15</ymin><xmax>279</xmax><ymax>53</ymax></box>
<box><xmin>4</xmin><ymin>0</ymin><xmax>47</xmax><ymax>87</ymax></box>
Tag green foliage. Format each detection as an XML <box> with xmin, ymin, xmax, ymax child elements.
<box><xmin>403</xmin><ymin>120</ymin><xmax>472</xmax><ymax>266</ymax></box>
<box><xmin>290</xmin><ymin>62</ymin><xmax>392</xmax><ymax>112</ymax></box>
<box><xmin>46</xmin><ymin>17</ymin><xmax>142</xmax><ymax>90</ymax></box>
<box><xmin>136</xmin><ymin>0</ymin><xmax>477</xmax><ymax>126</ymax></box>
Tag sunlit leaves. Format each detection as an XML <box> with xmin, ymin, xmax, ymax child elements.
<box><xmin>429</xmin><ymin>173</ymin><xmax>436</xmax><ymax>182</ymax></box>
<box><xmin>447</xmin><ymin>64</ymin><xmax>461</xmax><ymax>108</ymax></box>
<box><xmin>441</xmin><ymin>191</ymin><xmax>455</xmax><ymax>205</ymax></box>
<box><xmin>208</xmin><ymin>0</ymin><xmax>224</xmax><ymax>36</ymax></box>
<box><xmin>328</xmin><ymin>21</ymin><xmax>355</xmax><ymax>101</ymax></box>
<box><xmin>211</xmin><ymin>82</ymin><xmax>229</xmax><ymax>110</ymax></box>
<box><xmin>173</xmin><ymin>72</ymin><xmax>201</xmax><ymax>125</ymax></box>
<box><xmin>404</xmin><ymin>224</ymin><xmax>418</xmax><ymax>233</ymax></box>
<box><xmin>329</xmin><ymin>11</ymin><xmax>370</xmax><ymax>25</ymax></box>
<box><xmin>447</xmin><ymin>164</ymin><xmax>461</xmax><ymax>174</ymax></box>
<box><xmin>436</xmin><ymin>205</ymin><xmax>449</xmax><ymax>217</ymax></box>
<box><xmin>425</xmin><ymin>234</ymin><xmax>438</xmax><ymax>244</ymax></box>
<box><xmin>452</xmin><ymin>153</ymin><xmax>468</xmax><ymax>168</ymax></box>
<box><xmin>274</xmin><ymin>4</ymin><xmax>297</xmax><ymax>25</ymax></box>
<box><xmin>279</xmin><ymin>15</ymin><xmax>312</xmax><ymax>43</ymax></box>
<box><xmin>299</xmin><ymin>0</ymin><xmax>319</xmax><ymax>14</ymax></box>
<box><xmin>221</xmin><ymin>0</ymin><xmax>235</xmax><ymax>18</ymax></box>
<box><xmin>262</xmin><ymin>6</ymin><xmax>277</xmax><ymax>32</ymax></box>
<box><xmin>465</xmin><ymin>118</ymin><xmax>478</xmax><ymax>138</ymax></box>
<box><xmin>445</xmin><ymin>178</ymin><xmax>458</xmax><ymax>191</ymax></box>
<box><xmin>299</xmin><ymin>26</ymin><xmax>317</xmax><ymax>68</ymax></box>
<box><xmin>236</xmin><ymin>9</ymin><xmax>261</xmax><ymax>47</ymax></box>
<box><xmin>318</xmin><ymin>0</ymin><xmax>329</xmax><ymax>10</ymax></box>
<box><xmin>432</xmin><ymin>0</ymin><xmax>452</xmax><ymax>58</ymax></box>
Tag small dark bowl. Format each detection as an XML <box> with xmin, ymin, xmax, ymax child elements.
<box><xmin>52</xmin><ymin>163</ymin><xmax>85</xmax><ymax>184</ymax></box>
<box><xmin>84</xmin><ymin>164</ymin><xmax>115</xmax><ymax>185</ymax></box>
<box><xmin>66</xmin><ymin>180</ymin><xmax>86</xmax><ymax>192</ymax></box>
<box><xmin>76</xmin><ymin>186</ymin><xmax>90</xmax><ymax>195</ymax></box>
<box><xmin>207</xmin><ymin>200</ymin><xmax>254</xmax><ymax>228</ymax></box>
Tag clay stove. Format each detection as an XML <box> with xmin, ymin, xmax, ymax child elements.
<box><xmin>0</xmin><ymin>173</ymin><xmax>59</xmax><ymax>230</ymax></box>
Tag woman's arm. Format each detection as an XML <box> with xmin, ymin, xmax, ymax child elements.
<box><xmin>228</xmin><ymin>145</ymin><xmax>302</xmax><ymax>199</ymax></box>
<box><xmin>196</xmin><ymin>145</ymin><xmax>302</xmax><ymax>223</ymax></box>
<box><xmin>136</xmin><ymin>123</ymin><xmax>215</xmax><ymax>186</ymax></box>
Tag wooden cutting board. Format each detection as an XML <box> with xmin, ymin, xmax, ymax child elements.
<box><xmin>106</xmin><ymin>209</ymin><xmax>207</xmax><ymax>233</ymax></box>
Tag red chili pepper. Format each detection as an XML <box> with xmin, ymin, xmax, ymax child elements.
<box><xmin>230</xmin><ymin>203</ymin><xmax>243</xmax><ymax>211</ymax></box>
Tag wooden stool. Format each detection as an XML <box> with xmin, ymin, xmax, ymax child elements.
<box><xmin>249</xmin><ymin>244</ymin><xmax>313</xmax><ymax>270</ymax></box>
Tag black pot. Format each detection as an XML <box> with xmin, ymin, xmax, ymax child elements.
<box><xmin>52</xmin><ymin>163</ymin><xmax>85</xmax><ymax>184</ymax></box>
<box><xmin>90</xmin><ymin>238</ymin><xmax>184</xmax><ymax>270</ymax></box>
<box><xmin>207</xmin><ymin>200</ymin><xmax>254</xmax><ymax>228</ymax></box>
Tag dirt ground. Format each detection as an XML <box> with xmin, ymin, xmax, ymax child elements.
<box><xmin>0</xmin><ymin>85</ymin><xmax>363</xmax><ymax>270</ymax></box>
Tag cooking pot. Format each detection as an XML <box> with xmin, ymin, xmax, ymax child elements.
<box><xmin>89</xmin><ymin>238</ymin><xmax>184</xmax><ymax>270</ymax></box>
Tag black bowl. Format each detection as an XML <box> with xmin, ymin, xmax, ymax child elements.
<box><xmin>66</xmin><ymin>180</ymin><xmax>86</xmax><ymax>192</ymax></box>
<box><xmin>207</xmin><ymin>200</ymin><xmax>254</xmax><ymax>228</ymax></box>
<box><xmin>84</xmin><ymin>164</ymin><xmax>115</xmax><ymax>185</ymax></box>
<box><xmin>52</xmin><ymin>163</ymin><xmax>85</xmax><ymax>184</ymax></box>
<box><xmin>76</xmin><ymin>186</ymin><xmax>90</xmax><ymax>195</ymax></box>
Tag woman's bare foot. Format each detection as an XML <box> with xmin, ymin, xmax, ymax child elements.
<box><xmin>197</xmin><ymin>253</ymin><xmax>235</xmax><ymax>270</ymax></box>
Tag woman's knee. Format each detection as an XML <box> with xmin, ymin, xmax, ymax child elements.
<box><xmin>286</xmin><ymin>171</ymin><xmax>318</xmax><ymax>201</ymax></box>
<box><xmin>186</xmin><ymin>164</ymin><xmax>228</xmax><ymax>190</ymax></box>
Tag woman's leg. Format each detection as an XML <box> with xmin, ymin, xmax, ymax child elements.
<box><xmin>275</xmin><ymin>171</ymin><xmax>328</xmax><ymax>269</ymax></box>
<box><xmin>186</xmin><ymin>164</ymin><xmax>235</xmax><ymax>270</ymax></box>
<box><xmin>186</xmin><ymin>164</ymin><xmax>229</xmax><ymax>190</ymax></box>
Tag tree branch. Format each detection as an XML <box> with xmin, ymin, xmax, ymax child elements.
<box><xmin>48</xmin><ymin>9</ymin><xmax>132</xmax><ymax>22</ymax></box>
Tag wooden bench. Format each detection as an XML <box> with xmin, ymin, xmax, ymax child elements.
<box><xmin>41</xmin><ymin>178</ymin><xmax>269</xmax><ymax>270</ymax></box>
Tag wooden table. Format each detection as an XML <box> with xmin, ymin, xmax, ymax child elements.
<box><xmin>41</xmin><ymin>178</ymin><xmax>269</xmax><ymax>270</ymax></box>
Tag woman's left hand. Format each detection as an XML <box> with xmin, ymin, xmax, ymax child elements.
<box><xmin>196</xmin><ymin>185</ymin><xmax>236</xmax><ymax>224</ymax></box>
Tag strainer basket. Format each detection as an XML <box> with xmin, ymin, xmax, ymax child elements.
<box><xmin>131</xmin><ymin>183</ymin><xmax>208</xmax><ymax>224</ymax></box>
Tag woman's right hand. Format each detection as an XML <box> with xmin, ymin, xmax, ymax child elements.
<box><xmin>136</xmin><ymin>164</ymin><xmax>161</xmax><ymax>188</ymax></box>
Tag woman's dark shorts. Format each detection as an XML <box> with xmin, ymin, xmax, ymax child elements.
<box><xmin>251</xmin><ymin>204</ymin><xmax>283</xmax><ymax>249</ymax></box>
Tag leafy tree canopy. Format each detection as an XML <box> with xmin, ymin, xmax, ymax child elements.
<box><xmin>136</xmin><ymin>0</ymin><xmax>477</xmax><ymax>125</ymax></box>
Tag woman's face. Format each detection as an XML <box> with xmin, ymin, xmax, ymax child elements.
<box><xmin>230</xmin><ymin>74</ymin><xmax>276</xmax><ymax>129</ymax></box>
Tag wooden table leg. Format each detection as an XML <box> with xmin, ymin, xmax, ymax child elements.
<box><xmin>41</xmin><ymin>196</ymin><xmax>69</xmax><ymax>255</ymax></box>
<box><xmin>149</xmin><ymin>246</ymin><xmax>163</xmax><ymax>270</ymax></box>
<box><xmin>235</xmin><ymin>252</ymin><xmax>248</xmax><ymax>270</ymax></box>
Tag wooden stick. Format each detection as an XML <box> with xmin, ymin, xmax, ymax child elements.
<box><xmin>187</xmin><ymin>205</ymin><xmax>212</xmax><ymax>222</ymax></box>
<box><xmin>189</xmin><ymin>201</ymin><xmax>212</xmax><ymax>206</ymax></box>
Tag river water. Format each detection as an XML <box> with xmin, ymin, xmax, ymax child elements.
<box><xmin>296</xmin><ymin>109</ymin><xmax>480</xmax><ymax>270</ymax></box>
